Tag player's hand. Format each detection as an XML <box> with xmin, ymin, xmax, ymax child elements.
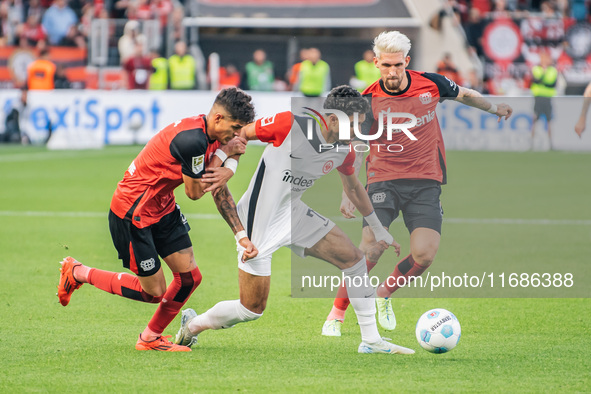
<box><xmin>223</xmin><ymin>136</ymin><xmax>247</xmax><ymax>156</ymax></box>
<box><xmin>239</xmin><ymin>237</ymin><xmax>258</xmax><ymax>261</ymax></box>
<box><xmin>372</xmin><ymin>227</ymin><xmax>401</xmax><ymax>257</ymax></box>
<box><xmin>340</xmin><ymin>197</ymin><xmax>356</xmax><ymax>219</ymax></box>
<box><xmin>575</xmin><ymin>117</ymin><xmax>586</xmax><ymax>138</ymax></box>
<box><xmin>378</xmin><ymin>237</ymin><xmax>401</xmax><ymax>257</ymax></box>
<box><xmin>202</xmin><ymin>167</ymin><xmax>233</xmax><ymax>195</ymax></box>
<box><xmin>495</xmin><ymin>103</ymin><xmax>513</xmax><ymax>122</ymax></box>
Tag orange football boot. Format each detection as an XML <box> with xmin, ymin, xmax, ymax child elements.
<box><xmin>135</xmin><ymin>335</ymin><xmax>192</xmax><ymax>352</ymax></box>
<box><xmin>57</xmin><ymin>257</ymin><xmax>83</xmax><ymax>306</ymax></box>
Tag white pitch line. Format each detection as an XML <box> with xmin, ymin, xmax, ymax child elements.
<box><xmin>0</xmin><ymin>210</ymin><xmax>590</xmax><ymax>225</ymax></box>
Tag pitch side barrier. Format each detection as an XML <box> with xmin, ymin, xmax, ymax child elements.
<box><xmin>0</xmin><ymin>91</ymin><xmax>589</xmax><ymax>151</ymax></box>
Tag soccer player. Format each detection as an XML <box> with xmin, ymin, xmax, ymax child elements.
<box><xmin>56</xmin><ymin>88</ymin><xmax>257</xmax><ymax>352</ymax></box>
<box><xmin>321</xmin><ymin>31</ymin><xmax>513</xmax><ymax>335</ymax></box>
<box><xmin>574</xmin><ymin>81</ymin><xmax>591</xmax><ymax>137</ymax></box>
<box><xmin>174</xmin><ymin>86</ymin><xmax>415</xmax><ymax>355</ymax></box>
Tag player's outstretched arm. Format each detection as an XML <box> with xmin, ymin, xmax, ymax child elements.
<box><xmin>339</xmin><ymin>172</ymin><xmax>400</xmax><ymax>256</ymax></box>
<box><xmin>455</xmin><ymin>86</ymin><xmax>513</xmax><ymax>122</ymax></box>
<box><xmin>575</xmin><ymin>82</ymin><xmax>591</xmax><ymax>137</ymax></box>
<box><xmin>212</xmin><ymin>184</ymin><xmax>258</xmax><ymax>260</ymax></box>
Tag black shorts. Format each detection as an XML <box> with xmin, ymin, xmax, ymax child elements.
<box><xmin>363</xmin><ymin>179</ymin><xmax>443</xmax><ymax>234</ymax></box>
<box><xmin>108</xmin><ymin>205</ymin><xmax>192</xmax><ymax>276</ymax></box>
<box><xmin>533</xmin><ymin>96</ymin><xmax>553</xmax><ymax>121</ymax></box>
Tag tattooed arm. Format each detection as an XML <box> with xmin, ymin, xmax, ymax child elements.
<box><xmin>455</xmin><ymin>86</ymin><xmax>513</xmax><ymax>122</ymax></box>
<box><xmin>212</xmin><ymin>184</ymin><xmax>258</xmax><ymax>260</ymax></box>
<box><xmin>340</xmin><ymin>140</ymin><xmax>365</xmax><ymax>219</ymax></box>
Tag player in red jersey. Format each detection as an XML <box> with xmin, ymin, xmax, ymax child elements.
<box><xmin>56</xmin><ymin>88</ymin><xmax>258</xmax><ymax>351</ymax></box>
<box><xmin>174</xmin><ymin>86</ymin><xmax>415</xmax><ymax>355</ymax></box>
<box><xmin>321</xmin><ymin>31</ymin><xmax>513</xmax><ymax>335</ymax></box>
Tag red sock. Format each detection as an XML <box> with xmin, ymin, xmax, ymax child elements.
<box><xmin>146</xmin><ymin>268</ymin><xmax>202</xmax><ymax>335</ymax></box>
<box><xmin>378</xmin><ymin>254</ymin><xmax>429</xmax><ymax>296</ymax></box>
<box><xmin>332</xmin><ymin>259</ymin><xmax>377</xmax><ymax>312</ymax></box>
<box><xmin>88</xmin><ymin>268</ymin><xmax>161</xmax><ymax>303</ymax></box>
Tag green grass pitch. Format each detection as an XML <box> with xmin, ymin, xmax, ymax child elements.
<box><xmin>0</xmin><ymin>144</ymin><xmax>589</xmax><ymax>392</ymax></box>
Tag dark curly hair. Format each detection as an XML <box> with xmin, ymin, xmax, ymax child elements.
<box><xmin>323</xmin><ymin>85</ymin><xmax>370</xmax><ymax>116</ymax></box>
<box><xmin>214</xmin><ymin>87</ymin><xmax>256</xmax><ymax>124</ymax></box>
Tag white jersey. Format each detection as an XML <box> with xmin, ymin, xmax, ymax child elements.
<box><xmin>236</xmin><ymin>111</ymin><xmax>355</xmax><ymax>275</ymax></box>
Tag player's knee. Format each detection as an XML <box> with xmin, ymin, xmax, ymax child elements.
<box><xmin>339</xmin><ymin>247</ymin><xmax>364</xmax><ymax>269</ymax></box>
<box><xmin>413</xmin><ymin>248</ymin><xmax>437</xmax><ymax>267</ymax></box>
<box><xmin>140</xmin><ymin>291</ymin><xmax>163</xmax><ymax>303</ymax></box>
<box><xmin>174</xmin><ymin>267</ymin><xmax>202</xmax><ymax>303</ymax></box>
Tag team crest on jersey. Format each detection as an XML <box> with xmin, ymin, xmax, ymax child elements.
<box><xmin>322</xmin><ymin>160</ymin><xmax>334</xmax><ymax>174</ymax></box>
<box><xmin>419</xmin><ymin>92</ymin><xmax>432</xmax><ymax>104</ymax></box>
<box><xmin>192</xmin><ymin>155</ymin><xmax>204</xmax><ymax>174</ymax></box>
<box><xmin>140</xmin><ymin>258</ymin><xmax>156</xmax><ymax>271</ymax></box>
<box><xmin>261</xmin><ymin>115</ymin><xmax>276</xmax><ymax>126</ymax></box>
<box><xmin>372</xmin><ymin>192</ymin><xmax>386</xmax><ymax>204</ymax></box>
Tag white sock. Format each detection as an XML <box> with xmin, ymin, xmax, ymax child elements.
<box><xmin>188</xmin><ymin>299</ymin><xmax>262</xmax><ymax>335</ymax></box>
<box><xmin>342</xmin><ymin>257</ymin><xmax>381</xmax><ymax>344</ymax></box>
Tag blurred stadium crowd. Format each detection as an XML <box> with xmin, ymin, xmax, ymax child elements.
<box><xmin>0</xmin><ymin>0</ymin><xmax>590</xmax><ymax>94</ymax></box>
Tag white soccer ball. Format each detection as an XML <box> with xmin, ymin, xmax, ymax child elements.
<box><xmin>415</xmin><ymin>308</ymin><xmax>461</xmax><ymax>354</ymax></box>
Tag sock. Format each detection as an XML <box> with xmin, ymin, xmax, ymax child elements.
<box><xmin>331</xmin><ymin>259</ymin><xmax>377</xmax><ymax>317</ymax></box>
<box><xmin>145</xmin><ymin>268</ymin><xmax>202</xmax><ymax>339</ymax></box>
<box><xmin>377</xmin><ymin>254</ymin><xmax>430</xmax><ymax>297</ymax></box>
<box><xmin>72</xmin><ymin>264</ymin><xmax>91</xmax><ymax>283</ymax></box>
<box><xmin>88</xmin><ymin>268</ymin><xmax>162</xmax><ymax>303</ymax></box>
<box><xmin>342</xmin><ymin>258</ymin><xmax>381</xmax><ymax>344</ymax></box>
<box><xmin>188</xmin><ymin>299</ymin><xmax>262</xmax><ymax>335</ymax></box>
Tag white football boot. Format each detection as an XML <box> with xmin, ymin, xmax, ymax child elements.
<box><xmin>321</xmin><ymin>319</ymin><xmax>343</xmax><ymax>337</ymax></box>
<box><xmin>175</xmin><ymin>308</ymin><xmax>199</xmax><ymax>347</ymax></box>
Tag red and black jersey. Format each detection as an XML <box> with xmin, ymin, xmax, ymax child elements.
<box><xmin>362</xmin><ymin>70</ymin><xmax>459</xmax><ymax>185</ymax></box>
<box><xmin>110</xmin><ymin>115</ymin><xmax>220</xmax><ymax>228</ymax></box>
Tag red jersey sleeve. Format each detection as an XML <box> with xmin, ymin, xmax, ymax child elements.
<box><xmin>255</xmin><ymin>111</ymin><xmax>292</xmax><ymax>146</ymax></box>
<box><xmin>337</xmin><ymin>150</ymin><xmax>356</xmax><ymax>176</ymax></box>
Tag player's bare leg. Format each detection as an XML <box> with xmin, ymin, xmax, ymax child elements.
<box><xmin>307</xmin><ymin>226</ymin><xmax>413</xmax><ymax>354</ymax></box>
<box><xmin>323</xmin><ymin>226</ymin><xmax>392</xmax><ymax>332</ymax></box>
<box><xmin>238</xmin><ymin>269</ymin><xmax>271</xmax><ymax>314</ymax></box>
<box><xmin>177</xmin><ymin>269</ymin><xmax>267</xmax><ymax>346</ymax></box>
<box><xmin>376</xmin><ymin>227</ymin><xmax>439</xmax><ymax>298</ymax></box>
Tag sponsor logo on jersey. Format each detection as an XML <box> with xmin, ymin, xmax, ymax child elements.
<box><xmin>191</xmin><ymin>155</ymin><xmax>204</xmax><ymax>174</ymax></box>
<box><xmin>140</xmin><ymin>258</ymin><xmax>156</xmax><ymax>271</ymax></box>
<box><xmin>419</xmin><ymin>92</ymin><xmax>432</xmax><ymax>104</ymax></box>
<box><xmin>282</xmin><ymin>169</ymin><xmax>314</xmax><ymax>188</ymax></box>
<box><xmin>372</xmin><ymin>192</ymin><xmax>386</xmax><ymax>204</ymax></box>
<box><xmin>322</xmin><ymin>160</ymin><xmax>334</xmax><ymax>174</ymax></box>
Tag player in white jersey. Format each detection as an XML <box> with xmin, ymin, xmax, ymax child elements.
<box><xmin>175</xmin><ymin>86</ymin><xmax>415</xmax><ymax>354</ymax></box>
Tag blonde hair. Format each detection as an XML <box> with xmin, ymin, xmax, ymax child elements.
<box><xmin>373</xmin><ymin>31</ymin><xmax>412</xmax><ymax>58</ymax></box>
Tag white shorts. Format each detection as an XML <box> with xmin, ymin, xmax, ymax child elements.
<box><xmin>237</xmin><ymin>201</ymin><xmax>335</xmax><ymax>277</ymax></box>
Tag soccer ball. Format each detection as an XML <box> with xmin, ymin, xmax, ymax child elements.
<box><xmin>415</xmin><ymin>308</ymin><xmax>461</xmax><ymax>354</ymax></box>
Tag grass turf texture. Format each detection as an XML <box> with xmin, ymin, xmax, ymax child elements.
<box><xmin>0</xmin><ymin>144</ymin><xmax>589</xmax><ymax>392</ymax></box>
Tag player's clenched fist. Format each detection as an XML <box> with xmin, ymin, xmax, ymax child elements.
<box><xmin>239</xmin><ymin>237</ymin><xmax>259</xmax><ymax>261</ymax></box>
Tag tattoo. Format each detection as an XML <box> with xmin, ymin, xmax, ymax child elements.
<box><xmin>365</xmin><ymin>242</ymin><xmax>386</xmax><ymax>263</ymax></box>
<box><xmin>351</xmin><ymin>140</ymin><xmax>364</xmax><ymax>177</ymax></box>
<box><xmin>213</xmin><ymin>185</ymin><xmax>244</xmax><ymax>234</ymax></box>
